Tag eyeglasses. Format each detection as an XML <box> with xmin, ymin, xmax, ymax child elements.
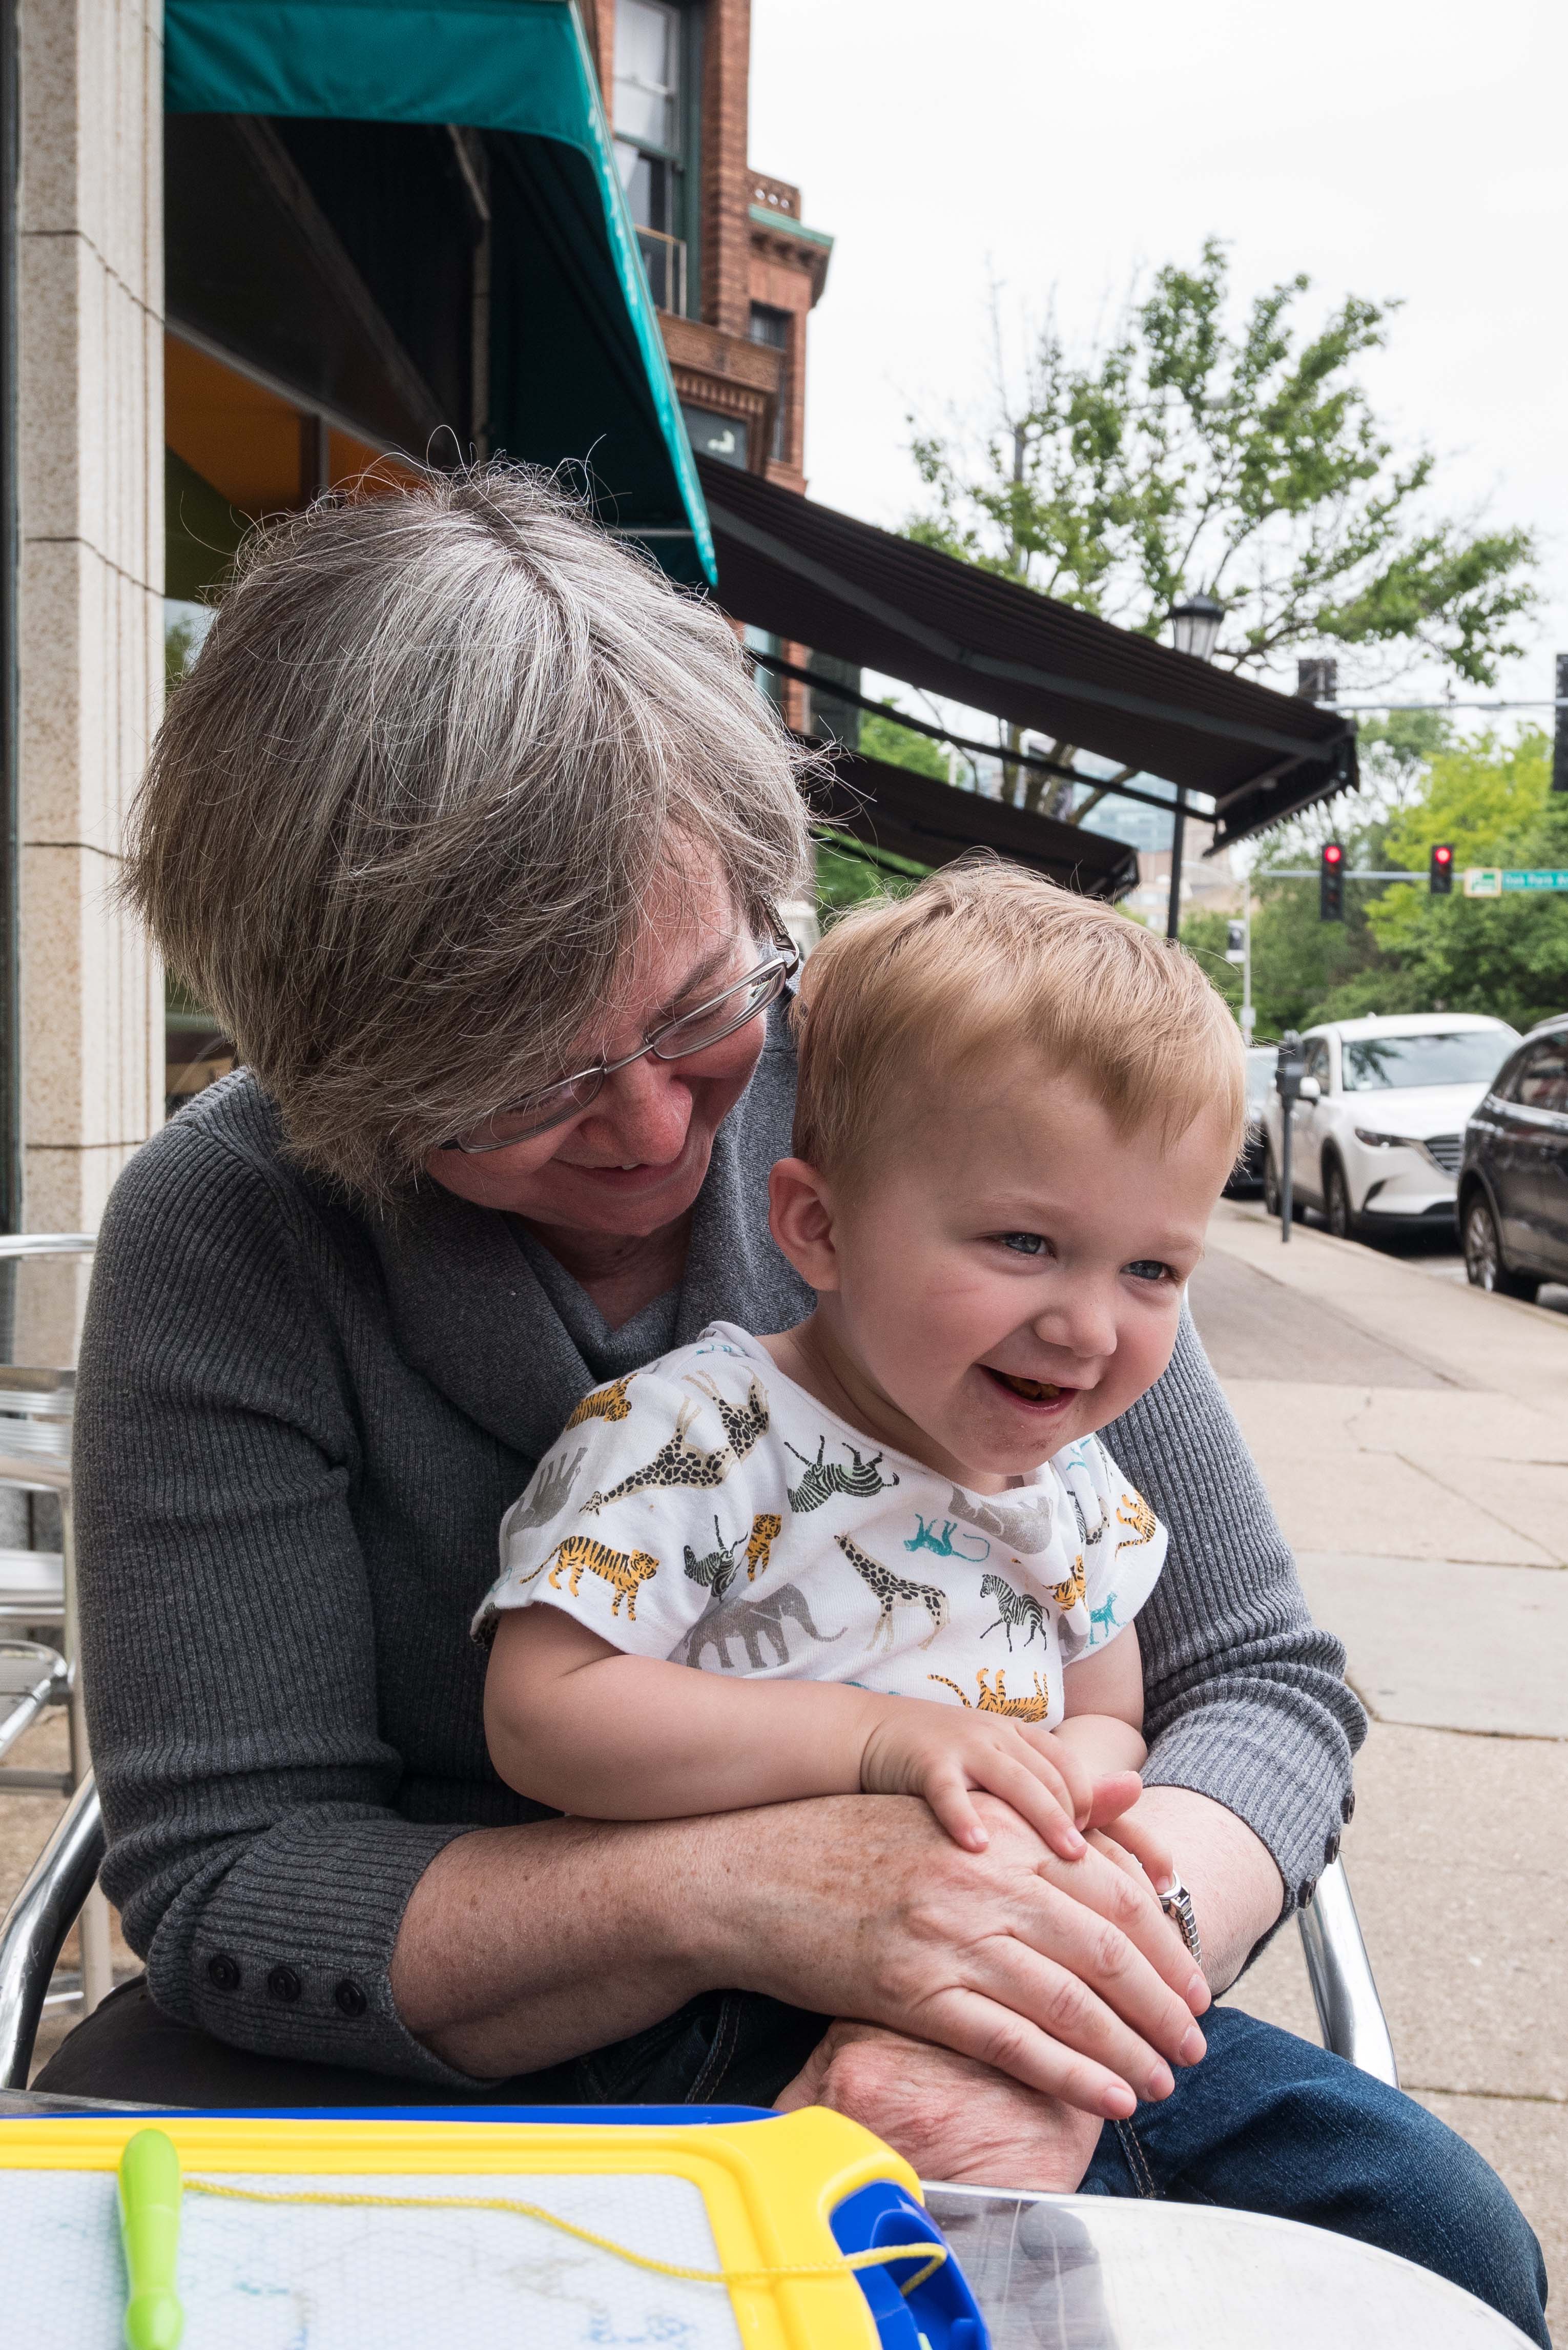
<box><xmin>443</xmin><ymin>912</ymin><xmax>800</xmax><ymax>1154</ymax></box>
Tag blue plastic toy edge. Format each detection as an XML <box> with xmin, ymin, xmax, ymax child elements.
<box><xmin>109</xmin><ymin>2102</ymin><xmax>778</xmax><ymax>2124</ymax></box>
<box><xmin>831</xmin><ymin>2179</ymin><xmax>990</xmax><ymax>2350</ymax></box>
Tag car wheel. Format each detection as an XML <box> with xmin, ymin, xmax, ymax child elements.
<box><xmin>1463</xmin><ymin>1194</ymin><xmax>1539</xmax><ymax>1302</ymax></box>
<box><xmin>1263</xmin><ymin>1144</ymin><xmax>1281</xmax><ymax>1218</ymax></box>
<box><xmin>1324</xmin><ymin>1157</ymin><xmax>1357</xmax><ymax>1242</ymax></box>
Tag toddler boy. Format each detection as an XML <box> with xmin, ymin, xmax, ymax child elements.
<box><xmin>476</xmin><ymin>863</ymin><xmax>1245</xmax><ymax>1875</ymax></box>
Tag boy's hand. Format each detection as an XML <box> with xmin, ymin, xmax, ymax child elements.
<box><xmin>1086</xmin><ymin>1775</ymin><xmax>1175</xmax><ymax>1899</ymax></box>
<box><xmin>858</xmin><ymin>1699</ymin><xmax>1105</xmax><ymax>1860</ymax></box>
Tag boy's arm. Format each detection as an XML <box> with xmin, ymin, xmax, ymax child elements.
<box><xmin>1059</xmin><ymin>1617</ymin><xmax>1145</xmax><ymax>1756</ymax></box>
<box><xmin>486</xmin><ymin>1603</ymin><xmax>883</xmax><ymax>1820</ymax></box>
<box><xmin>1058</xmin><ymin>1621</ymin><xmax>1149</xmax><ymax>1771</ymax></box>
<box><xmin>484</xmin><ymin>1606</ymin><xmax>1100</xmax><ymax>1857</ymax></box>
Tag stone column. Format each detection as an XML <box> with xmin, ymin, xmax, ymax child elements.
<box><xmin>16</xmin><ymin>0</ymin><xmax>163</xmax><ymax>1235</ymax></box>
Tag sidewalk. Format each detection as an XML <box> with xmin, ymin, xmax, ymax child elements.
<box><xmin>1195</xmin><ymin>1201</ymin><xmax>1568</xmax><ymax>2284</ymax></box>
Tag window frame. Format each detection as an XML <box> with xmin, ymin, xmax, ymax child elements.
<box><xmin>613</xmin><ymin>0</ymin><xmax>704</xmax><ymax>313</ymax></box>
<box><xmin>748</xmin><ymin>300</ymin><xmax>792</xmax><ymax>462</ymax></box>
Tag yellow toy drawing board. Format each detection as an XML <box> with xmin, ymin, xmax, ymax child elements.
<box><xmin>0</xmin><ymin>2104</ymin><xmax>983</xmax><ymax>2350</ymax></box>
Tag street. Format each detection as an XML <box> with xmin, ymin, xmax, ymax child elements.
<box><xmin>1195</xmin><ymin>1200</ymin><xmax>1568</xmax><ymax>2284</ymax></box>
<box><xmin>1251</xmin><ymin>1189</ymin><xmax>1568</xmax><ymax>1322</ymax></box>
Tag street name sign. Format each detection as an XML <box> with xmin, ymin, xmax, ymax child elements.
<box><xmin>1463</xmin><ymin>867</ymin><xmax>1568</xmax><ymax>897</ymax></box>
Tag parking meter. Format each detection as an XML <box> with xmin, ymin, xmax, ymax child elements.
<box><xmin>1275</xmin><ymin>1031</ymin><xmax>1306</xmax><ymax>1242</ymax></box>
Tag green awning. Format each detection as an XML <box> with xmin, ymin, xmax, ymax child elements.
<box><xmin>164</xmin><ymin>0</ymin><xmax>715</xmax><ymax>582</ymax></box>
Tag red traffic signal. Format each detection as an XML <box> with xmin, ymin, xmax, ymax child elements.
<box><xmin>1430</xmin><ymin>843</ymin><xmax>1454</xmax><ymax>896</ymax></box>
<box><xmin>1319</xmin><ymin>841</ymin><xmax>1346</xmax><ymax>921</ymax></box>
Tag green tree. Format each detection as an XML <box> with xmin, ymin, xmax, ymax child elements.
<box><xmin>1359</xmin><ymin>729</ymin><xmax>1568</xmax><ymax>1030</ymax></box>
<box><xmin>1183</xmin><ymin>728</ymin><xmax>1568</xmax><ymax>1037</ymax></box>
<box><xmin>909</xmin><ymin>242</ymin><xmax>1537</xmax><ymax>808</ymax></box>
<box><xmin>814</xmin><ymin>700</ymin><xmax>937</xmax><ymax>916</ymax></box>
<box><xmin>854</xmin><ymin>705</ymin><xmax>953</xmax><ymax>782</ymax></box>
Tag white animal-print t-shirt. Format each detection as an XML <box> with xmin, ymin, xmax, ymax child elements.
<box><xmin>474</xmin><ymin>1322</ymin><xmax>1167</xmax><ymax>1724</ymax></box>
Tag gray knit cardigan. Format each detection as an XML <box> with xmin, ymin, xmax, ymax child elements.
<box><xmin>74</xmin><ymin>1014</ymin><xmax>1365</xmax><ymax>2085</ymax></box>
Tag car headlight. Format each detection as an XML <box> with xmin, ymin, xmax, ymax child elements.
<box><xmin>1353</xmin><ymin>1127</ymin><xmax>1408</xmax><ymax>1148</ymax></box>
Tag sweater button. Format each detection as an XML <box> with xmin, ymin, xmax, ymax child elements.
<box><xmin>1341</xmin><ymin>1790</ymin><xmax>1356</xmax><ymax>1824</ymax></box>
<box><xmin>267</xmin><ymin>1964</ymin><xmax>303</xmax><ymax>2004</ymax></box>
<box><xmin>1297</xmin><ymin>1879</ymin><xmax>1316</xmax><ymax>1909</ymax></box>
<box><xmin>206</xmin><ymin>1952</ymin><xmax>240</xmax><ymax>1993</ymax></box>
<box><xmin>334</xmin><ymin>1977</ymin><xmax>367</xmax><ymax>2018</ymax></box>
<box><xmin>1323</xmin><ymin>1831</ymin><xmax>1341</xmax><ymax>1866</ymax></box>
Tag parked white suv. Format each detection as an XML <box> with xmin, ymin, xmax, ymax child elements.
<box><xmin>1260</xmin><ymin>1013</ymin><xmax>1519</xmax><ymax>1239</ymax></box>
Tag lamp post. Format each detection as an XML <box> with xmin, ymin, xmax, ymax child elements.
<box><xmin>1164</xmin><ymin>593</ymin><xmax>1225</xmax><ymax>938</ymax></box>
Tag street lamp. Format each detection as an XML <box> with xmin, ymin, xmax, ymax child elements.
<box><xmin>1163</xmin><ymin>592</ymin><xmax>1225</xmax><ymax>937</ymax></box>
<box><xmin>1168</xmin><ymin>591</ymin><xmax>1225</xmax><ymax>663</ymax></box>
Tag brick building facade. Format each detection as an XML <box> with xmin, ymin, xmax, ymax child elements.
<box><xmin>581</xmin><ymin>0</ymin><xmax>832</xmax><ymax>494</ymax></box>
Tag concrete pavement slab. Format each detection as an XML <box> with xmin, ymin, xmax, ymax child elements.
<box><xmin>1386</xmin><ymin>1456</ymin><xmax>1568</xmax><ymax>1566</ymax></box>
<box><xmin>1206</xmin><ymin>1204</ymin><xmax>1568</xmax><ymax>1414</ymax></box>
<box><xmin>1224</xmin><ymin>1722</ymin><xmax>1568</xmax><ymax>2104</ymax></box>
<box><xmin>1344</xmin><ymin>1388</ymin><xmax>1568</xmax><ymax>1463</ymax></box>
<box><xmin>1297</xmin><ymin>1553</ymin><xmax>1568</xmax><ymax>1737</ymax></box>
<box><xmin>1216</xmin><ymin>1409</ymin><xmax>1558</xmax><ymax>1563</ymax></box>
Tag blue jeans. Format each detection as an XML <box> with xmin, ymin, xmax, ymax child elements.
<box><xmin>1081</xmin><ymin>2005</ymin><xmax>1549</xmax><ymax>2346</ymax></box>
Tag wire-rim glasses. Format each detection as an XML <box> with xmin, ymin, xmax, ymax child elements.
<box><xmin>443</xmin><ymin>912</ymin><xmax>800</xmax><ymax>1155</ymax></box>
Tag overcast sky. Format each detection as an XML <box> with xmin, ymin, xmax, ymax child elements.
<box><xmin>749</xmin><ymin>0</ymin><xmax>1567</xmax><ymax>726</ymax></box>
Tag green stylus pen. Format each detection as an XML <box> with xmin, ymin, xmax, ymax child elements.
<box><xmin>118</xmin><ymin>2127</ymin><xmax>185</xmax><ymax>2350</ymax></box>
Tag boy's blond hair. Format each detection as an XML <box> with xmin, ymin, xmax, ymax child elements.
<box><xmin>791</xmin><ymin>857</ymin><xmax>1246</xmax><ymax>1178</ymax></box>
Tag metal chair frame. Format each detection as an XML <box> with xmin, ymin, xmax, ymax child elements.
<box><xmin>0</xmin><ymin>1234</ymin><xmax>111</xmax><ymax>2010</ymax></box>
<box><xmin>0</xmin><ymin>1776</ymin><xmax>1397</xmax><ymax>2095</ymax></box>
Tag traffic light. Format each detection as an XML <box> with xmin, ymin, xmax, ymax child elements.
<box><xmin>1430</xmin><ymin>843</ymin><xmax>1455</xmax><ymax>895</ymax></box>
<box><xmin>1319</xmin><ymin>841</ymin><xmax>1345</xmax><ymax>922</ymax></box>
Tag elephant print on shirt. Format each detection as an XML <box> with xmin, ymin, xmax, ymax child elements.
<box><xmin>945</xmin><ymin>1486</ymin><xmax>1056</xmax><ymax>1556</ymax></box>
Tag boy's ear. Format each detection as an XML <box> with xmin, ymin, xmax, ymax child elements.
<box><xmin>768</xmin><ymin>1157</ymin><xmax>842</xmax><ymax>1292</ymax></box>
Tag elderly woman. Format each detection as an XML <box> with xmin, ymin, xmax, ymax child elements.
<box><xmin>44</xmin><ymin>469</ymin><xmax>1543</xmax><ymax>2339</ymax></box>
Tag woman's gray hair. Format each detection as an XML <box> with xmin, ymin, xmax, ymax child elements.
<box><xmin>125</xmin><ymin>462</ymin><xmax>814</xmax><ymax>1201</ymax></box>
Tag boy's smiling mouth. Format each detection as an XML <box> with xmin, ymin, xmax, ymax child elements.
<box><xmin>981</xmin><ymin>1366</ymin><xmax>1077</xmax><ymax>1408</ymax></box>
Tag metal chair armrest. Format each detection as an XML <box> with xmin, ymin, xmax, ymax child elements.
<box><xmin>1296</xmin><ymin>1854</ymin><xmax>1398</xmax><ymax>2087</ymax></box>
<box><xmin>0</xmin><ymin>1772</ymin><xmax>104</xmax><ymax>2089</ymax></box>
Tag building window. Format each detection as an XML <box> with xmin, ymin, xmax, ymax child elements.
<box><xmin>614</xmin><ymin>0</ymin><xmax>698</xmax><ymax>315</ymax></box>
<box><xmin>682</xmin><ymin>404</ymin><xmax>748</xmax><ymax>468</ymax></box>
<box><xmin>748</xmin><ymin>302</ymin><xmax>791</xmax><ymax>461</ymax></box>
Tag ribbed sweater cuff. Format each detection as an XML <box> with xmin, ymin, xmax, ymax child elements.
<box><xmin>146</xmin><ymin>1813</ymin><xmax>487</xmax><ymax>2088</ymax></box>
<box><xmin>1143</xmin><ymin>1701</ymin><xmax>1347</xmax><ymax>1937</ymax></box>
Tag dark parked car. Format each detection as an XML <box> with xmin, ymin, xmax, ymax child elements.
<box><xmin>1459</xmin><ymin>1017</ymin><xmax>1568</xmax><ymax>1298</ymax></box>
<box><xmin>1224</xmin><ymin>1044</ymin><xmax>1278</xmax><ymax>1197</ymax></box>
